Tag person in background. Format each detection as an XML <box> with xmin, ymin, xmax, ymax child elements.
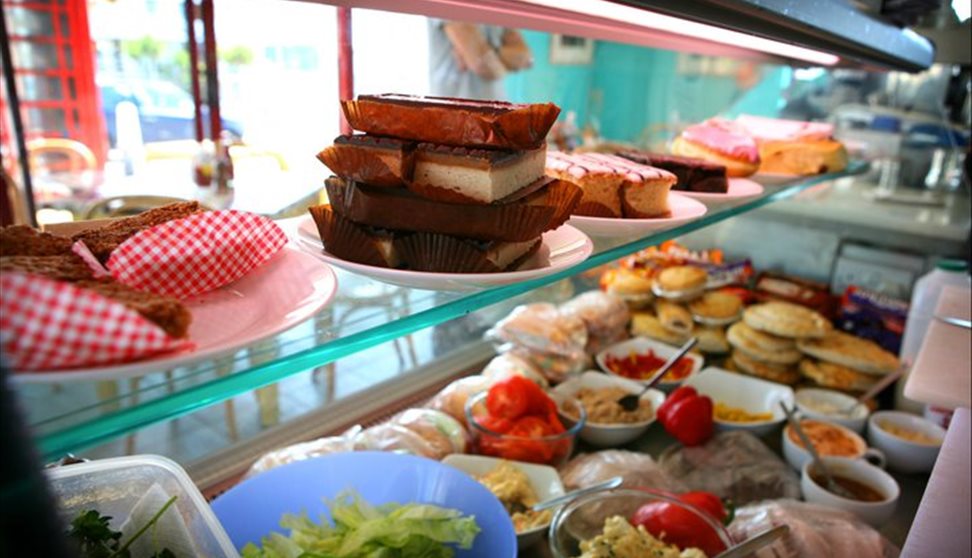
<box><xmin>429</xmin><ymin>20</ymin><xmax>533</xmax><ymax>100</ymax></box>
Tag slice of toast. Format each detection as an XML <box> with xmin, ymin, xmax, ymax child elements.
<box><xmin>72</xmin><ymin>201</ymin><xmax>205</xmax><ymax>261</ymax></box>
<box><xmin>0</xmin><ymin>225</ymin><xmax>73</xmax><ymax>256</ymax></box>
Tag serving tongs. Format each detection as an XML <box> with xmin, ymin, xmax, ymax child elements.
<box><xmin>713</xmin><ymin>525</ymin><xmax>789</xmax><ymax>558</ymax></box>
<box><xmin>779</xmin><ymin>402</ymin><xmax>856</xmax><ymax>500</ymax></box>
<box><xmin>616</xmin><ymin>337</ymin><xmax>698</xmax><ymax>411</ymax></box>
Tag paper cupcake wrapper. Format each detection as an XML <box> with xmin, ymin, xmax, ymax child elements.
<box><xmin>0</xmin><ymin>273</ymin><xmax>190</xmax><ymax>371</ymax></box>
<box><xmin>396</xmin><ymin>233</ymin><xmax>540</xmax><ymax>273</ymax></box>
<box><xmin>327</xmin><ymin>177</ymin><xmax>579</xmax><ymax>242</ymax></box>
<box><xmin>317</xmin><ymin>143</ymin><xmax>409</xmax><ymax>187</ymax></box>
<box><xmin>309</xmin><ymin>204</ymin><xmax>400</xmax><ymax>268</ymax></box>
<box><xmin>97</xmin><ymin>210</ymin><xmax>286</xmax><ymax>299</ymax></box>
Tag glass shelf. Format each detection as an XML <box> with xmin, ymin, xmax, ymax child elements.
<box><xmin>18</xmin><ymin>163</ymin><xmax>867</xmax><ymax>460</ymax></box>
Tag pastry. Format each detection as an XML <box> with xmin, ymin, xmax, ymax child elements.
<box><xmin>631</xmin><ymin>312</ymin><xmax>691</xmax><ymax>346</ymax></box>
<box><xmin>727</xmin><ymin>322</ymin><xmax>803</xmax><ymax>365</ymax></box>
<box><xmin>308</xmin><ymin>204</ymin><xmax>541</xmax><ymax>273</ymax></box>
<box><xmin>689</xmin><ymin>291</ymin><xmax>743</xmax><ymax>321</ymax></box>
<box><xmin>618</xmin><ymin>151</ymin><xmax>729</xmax><ymax>193</ymax></box>
<box><xmin>696</xmin><ymin>325</ymin><xmax>730</xmax><ymax>354</ymax></box>
<box><xmin>319</xmin><ymin>136</ymin><xmax>548</xmax><ymax>204</ymax></box>
<box><xmin>671</xmin><ymin>118</ymin><xmax>760</xmax><ymax>177</ymax></box>
<box><xmin>341</xmin><ymin>94</ymin><xmax>560</xmax><ymax>150</ymax></box>
<box><xmin>731</xmin><ymin>350</ymin><xmax>801</xmax><ymax>385</ymax></box>
<box><xmin>726</xmin><ymin>321</ymin><xmax>795</xmax><ymax>351</ymax></box>
<box><xmin>0</xmin><ymin>225</ymin><xmax>73</xmax><ymax>256</ymax></box>
<box><xmin>796</xmin><ymin>331</ymin><xmax>899</xmax><ymax>376</ymax></box>
<box><xmin>735</xmin><ymin>114</ymin><xmax>848</xmax><ymax>175</ymax></box>
<box><xmin>324</xmin><ymin>176</ymin><xmax>579</xmax><ymax>242</ymax></box>
<box><xmin>600</xmin><ymin>268</ymin><xmax>654</xmax><ymax>309</ymax></box>
<box><xmin>656</xmin><ymin>265</ymin><xmax>708</xmax><ymax>292</ymax></box>
<box><xmin>799</xmin><ymin>359</ymin><xmax>880</xmax><ymax>392</ymax></box>
<box><xmin>545</xmin><ymin>152</ymin><xmax>676</xmax><ymax>218</ymax></box>
<box><xmin>656</xmin><ymin>300</ymin><xmax>694</xmax><ymax>336</ymax></box>
<box><xmin>743</xmin><ymin>301</ymin><xmax>832</xmax><ymax>339</ymax></box>
<box><xmin>72</xmin><ymin>201</ymin><xmax>205</xmax><ymax>262</ymax></box>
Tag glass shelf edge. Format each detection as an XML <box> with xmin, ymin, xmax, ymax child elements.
<box><xmin>34</xmin><ymin>162</ymin><xmax>867</xmax><ymax>460</ymax></box>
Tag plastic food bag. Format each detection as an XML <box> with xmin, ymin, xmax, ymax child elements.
<box><xmin>559</xmin><ymin>291</ymin><xmax>630</xmax><ymax>353</ymax></box>
<box><xmin>506</xmin><ymin>344</ymin><xmax>591</xmax><ymax>385</ymax></box>
<box><xmin>480</xmin><ymin>353</ymin><xmax>550</xmax><ymax>388</ymax></box>
<box><xmin>424</xmin><ymin>376</ymin><xmax>492</xmax><ymax>427</ymax></box>
<box><xmin>729</xmin><ymin>499</ymin><xmax>900</xmax><ymax>558</ymax></box>
<box><xmin>352</xmin><ymin>423</ymin><xmax>442</xmax><ymax>459</ymax></box>
<box><xmin>658</xmin><ymin>431</ymin><xmax>801</xmax><ymax>505</ymax></box>
<box><xmin>246</xmin><ymin>426</ymin><xmax>361</xmax><ymax>478</ymax></box>
<box><xmin>390</xmin><ymin>408</ymin><xmax>469</xmax><ymax>458</ymax></box>
<box><xmin>560</xmin><ymin>450</ymin><xmax>687</xmax><ymax>493</ymax></box>
<box><xmin>485</xmin><ymin>303</ymin><xmax>588</xmax><ymax>358</ymax></box>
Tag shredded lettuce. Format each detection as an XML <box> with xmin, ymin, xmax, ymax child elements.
<box><xmin>240</xmin><ymin>490</ymin><xmax>480</xmax><ymax>558</ymax></box>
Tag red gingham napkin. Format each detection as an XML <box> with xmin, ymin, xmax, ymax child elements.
<box><xmin>102</xmin><ymin>210</ymin><xmax>287</xmax><ymax>299</ymax></box>
<box><xmin>0</xmin><ymin>273</ymin><xmax>191</xmax><ymax>371</ymax></box>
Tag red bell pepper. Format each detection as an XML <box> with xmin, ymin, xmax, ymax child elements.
<box><xmin>657</xmin><ymin>386</ymin><xmax>713</xmax><ymax>446</ymax></box>
<box><xmin>630</xmin><ymin>490</ymin><xmax>730</xmax><ymax>556</ymax></box>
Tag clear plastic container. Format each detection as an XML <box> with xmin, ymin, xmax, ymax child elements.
<box><xmin>896</xmin><ymin>259</ymin><xmax>970</xmax><ymax>412</ymax></box>
<box><xmin>46</xmin><ymin>454</ymin><xmax>239</xmax><ymax>558</ymax></box>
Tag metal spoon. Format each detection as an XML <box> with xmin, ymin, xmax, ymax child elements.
<box><xmin>713</xmin><ymin>525</ymin><xmax>789</xmax><ymax>558</ymax></box>
<box><xmin>840</xmin><ymin>366</ymin><xmax>904</xmax><ymax>416</ymax></box>
<box><xmin>531</xmin><ymin>476</ymin><xmax>623</xmax><ymax>512</ymax></box>
<box><xmin>616</xmin><ymin>337</ymin><xmax>698</xmax><ymax>412</ymax></box>
<box><xmin>780</xmin><ymin>401</ymin><xmax>856</xmax><ymax>500</ymax></box>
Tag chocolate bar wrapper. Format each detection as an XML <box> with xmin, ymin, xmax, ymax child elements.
<box><xmin>396</xmin><ymin>233</ymin><xmax>541</xmax><ymax>274</ymax></box>
<box><xmin>316</xmin><ymin>135</ymin><xmax>412</xmax><ymax>187</ymax></box>
<box><xmin>326</xmin><ymin>176</ymin><xmax>579</xmax><ymax>242</ymax></box>
<box><xmin>341</xmin><ymin>94</ymin><xmax>560</xmax><ymax>150</ymax></box>
<box><xmin>308</xmin><ymin>205</ymin><xmax>401</xmax><ymax>268</ymax></box>
<box><xmin>838</xmin><ymin>285</ymin><xmax>908</xmax><ymax>354</ymax></box>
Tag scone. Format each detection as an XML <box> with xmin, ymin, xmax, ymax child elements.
<box><xmin>743</xmin><ymin>302</ymin><xmax>832</xmax><ymax>339</ymax></box>
<box><xmin>797</xmin><ymin>331</ymin><xmax>898</xmax><ymax>376</ymax></box>
<box><xmin>696</xmin><ymin>326</ymin><xmax>730</xmax><ymax>354</ymax></box>
<box><xmin>689</xmin><ymin>291</ymin><xmax>743</xmax><ymax>321</ymax></box>
<box><xmin>631</xmin><ymin>312</ymin><xmax>690</xmax><ymax>346</ymax></box>
<box><xmin>799</xmin><ymin>359</ymin><xmax>880</xmax><ymax>392</ymax></box>
<box><xmin>656</xmin><ymin>301</ymin><xmax>694</xmax><ymax>336</ymax></box>
<box><xmin>727</xmin><ymin>322</ymin><xmax>803</xmax><ymax>365</ymax></box>
<box><xmin>600</xmin><ymin>268</ymin><xmax>654</xmax><ymax>309</ymax></box>
<box><xmin>727</xmin><ymin>321</ymin><xmax>796</xmax><ymax>351</ymax></box>
<box><xmin>732</xmin><ymin>351</ymin><xmax>801</xmax><ymax>385</ymax></box>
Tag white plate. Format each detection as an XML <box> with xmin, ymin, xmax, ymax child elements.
<box><xmin>15</xmin><ymin>246</ymin><xmax>338</xmax><ymax>383</ymax></box>
<box><xmin>752</xmin><ymin>172</ymin><xmax>801</xmax><ymax>185</ymax></box>
<box><xmin>679</xmin><ymin>178</ymin><xmax>764</xmax><ymax>204</ymax></box>
<box><xmin>296</xmin><ymin>216</ymin><xmax>593</xmax><ymax>293</ymax></box>
<box><xmin>567</xmin><ymin>192</ymin><xmax>707</xmax><ymax>238</ymax></box>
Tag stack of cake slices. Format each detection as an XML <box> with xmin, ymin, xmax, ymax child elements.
<box><xmin>310</xmin><ymin>94</ymin><xmax>581</xmax><ymax>273</ymax></box>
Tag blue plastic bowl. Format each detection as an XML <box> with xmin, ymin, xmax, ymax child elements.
<box><xmin>211</xmin><ymin>451</ymin><xmax>516</xmax><ymax>558</ymax></box>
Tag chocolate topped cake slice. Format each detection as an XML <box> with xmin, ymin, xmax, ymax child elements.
<box><xmin>318</xmin><ymin>135</ymin><xmax>414</xmax><ymax>187</ymax></box>
<box><xmin>341</xmin><ymin>94</ymin><xmax>560</xmax><ymax>150</ymax></box>
<box><xmin>618</xmin><ymin>151</ymin><xmax>729</xmax><ymax>194</ymax></box>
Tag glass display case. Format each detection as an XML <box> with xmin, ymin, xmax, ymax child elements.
<box><xmin>2</xmin><ymin>0</ymin><xmax>969</xmax><ymax>555</ymax></box>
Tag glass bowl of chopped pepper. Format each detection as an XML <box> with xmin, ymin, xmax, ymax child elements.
<box><xmin>548</xmin><ymin>487</ymin><xmax>734</xmax><ymax>558</ymax></box>
<box><xmin>465</xmin><ymin>376</ymin><xmax>585</xmax><ymax>467</ymax></box>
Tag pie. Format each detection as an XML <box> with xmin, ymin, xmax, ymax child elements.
<box><xmin>727</xmin><ymin>322</ymin><xmax>803</xmax><ymax>365</ymax></box>
<box><xmin>797</xmin><ymin>331</ymin><xmax>899</xmax><ymax>376</ymax></box>
<box><xmin>743</xmin><ymin>301</ymin><xmax>832</xmax><ymax>339</ymax></box>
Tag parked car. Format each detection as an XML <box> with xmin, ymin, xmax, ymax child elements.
<box><xmin>99</xmin><ymin>78</ymin><xmax>244</xmax><ymax>147</ymax></box>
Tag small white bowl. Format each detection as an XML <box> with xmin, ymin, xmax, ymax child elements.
<box><xmin>868</xmin><ymin>411</ymin><xmax>945</xmax><ymax>473</ymax></box>
<box><xmin>552</xmin><ymin>371</ymin><xmax>665</xmax><ymax>447</ymax></box>
<box><xmin>596</xmin><ymin>337</ymin><xmax>704</xmax><ymax>392</ymax></box>
<box><xmin>782</xmin><ymin>419</ymin><xmax>884</xmax><ymax>471</ymax></box>
<box><xmin>801</xmin><ymin>456</ymin><xmax>900</xmax><ymax>527</ymax></box>
<box><xmin>442</xmin><ymin>454</ymin><xmax>564</xmax><ymax>550</ymax></box>
<box><xmin>795</xmin><ymin>388</ymin><xmax>870</xmax><ymax>433</ymax></box>
<box><xmin>682</xmin><ymin>367</ymin><xmax>794</xmax><ymax>436</ymax></box>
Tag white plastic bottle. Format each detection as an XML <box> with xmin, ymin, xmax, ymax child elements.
<box><xmin>895</xmin><ymin>259</ymin><xmax>970</xmax><ymax>412</ymax></box>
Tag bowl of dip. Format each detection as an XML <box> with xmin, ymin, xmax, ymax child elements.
<box><xmin>868</xmin><ymin>411</ymin><xmax>945</xmax><ymax>473</ymax></box>
<box><xmin>782</xmin><ymin>419</ymin><xmax>885</xmax><ymax>471</ymax></box>
<box><xmin>795</xmin><ymin>388</ymin><xmax>870</xmax><ymax>433</ymax></box>
<box><xmin>801</xmin><ymin>456</ymin><xmax>899</xmax><ymax>526</ymax></box>
<box><xmin>553</xmin><ymin>371</ymin><xmax>665</xmax><ymax>447</ymax></box>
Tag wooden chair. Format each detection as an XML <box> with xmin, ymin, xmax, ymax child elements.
<box><xmin>26</xmin><ymin>138</ymin><xmax>97</xmax><ymax>174</ymax></box>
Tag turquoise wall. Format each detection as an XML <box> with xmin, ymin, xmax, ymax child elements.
<box><xmin>505</xmin><ymin>31</ymin><xmax>790</xmax><ymax>145</ymax></box>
